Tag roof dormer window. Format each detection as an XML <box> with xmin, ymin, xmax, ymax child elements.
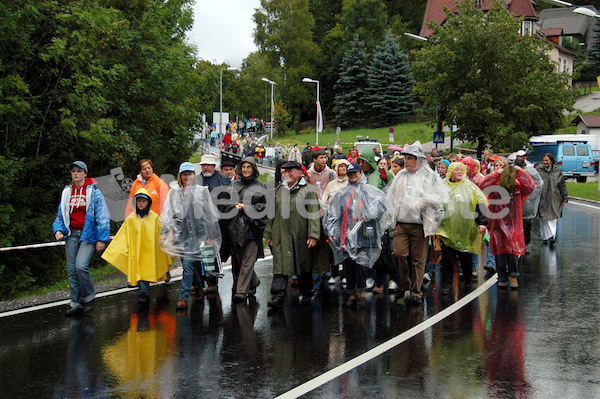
<box><xmin>474</xmin><ymin>0</ymin><xmax>482</xmax><ymax>8</ymax></box>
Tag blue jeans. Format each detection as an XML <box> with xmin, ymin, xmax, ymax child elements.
<box><xmin>65</xmin><ymin>230</ymin><xmax>96</xmax><ymax>309</ymax></box>
<box><xmin>179</xmin><ymin>256</ymin><xmax>202</xmax><ymax>301</ymax></box>
<box><xmin>472</xmin><ymin>240</ymin><xmax>496</xmax><ymax>272</ymax></box>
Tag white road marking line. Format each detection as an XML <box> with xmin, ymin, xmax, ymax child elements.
<box><xmin>274</xmin><ymin>274</ymin><xmax>499</xmax><ymax>399</ymax></box>
<box><xmin>0</xmin><ymin>255</ymin><xmax>273</xmax><ymax>318</ymax></box>
<box><xmin>568</xmin><ymin>200</ymin><xmax>600</xmax><ymax>210</ymax></box>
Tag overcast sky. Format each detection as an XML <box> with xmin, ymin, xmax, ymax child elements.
<box><xmin>187</xmin><ymin>0</ymin><xmax>261</xmax><ymax>69</ymax></box>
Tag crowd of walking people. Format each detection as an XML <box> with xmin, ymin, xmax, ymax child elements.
<box><xmin>52</xmin><ymin>140</ymin><xmax>568</xmax><ymax>316</ymax></box>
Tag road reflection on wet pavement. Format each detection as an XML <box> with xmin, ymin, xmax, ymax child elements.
<box><xmin>0</xmin><ymin>203</ymin><xmax>599</xmax><ymax>398</ymax></box>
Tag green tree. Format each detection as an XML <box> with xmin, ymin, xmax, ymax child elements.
<box><xmin>366</xmin><ymin>31</ymin><xmax>415</xmax><ymax>127</ymax></box>
<box><xmin>0</xmin><ymin>0</ymin><xmax>203</xmax><ymax>299</ymax></box>
<box><xmin>412</xmin><ymin>1</ymin><xmax>575</xmax><ymax>157</ymax></box>
<box><xmin>339</xmin><ymin>0</ymin><xmax>388</xmax><ymax>51</ymax></box>
<box><xmin>254</xmin><ymin>0</ymin><xmax>320</xmax><ymax>122</ymax></box>
<box><xmin>274</xmin><ymin>102</ymin><xmax>292</xmax><ymax>135</ymax></box>
<box><xmin>333</xmin><ymin>35</ymin><xmax>371</xmax><ymax>127</ymax></box>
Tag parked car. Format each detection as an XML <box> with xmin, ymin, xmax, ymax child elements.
<box><xmin>527</xmin><ymin>141</ymin><xmax>595</xmax><ymax>182</ymax></box>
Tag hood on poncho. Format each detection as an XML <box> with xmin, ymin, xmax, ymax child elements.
<box><xmin>235</xmin><ymin>156</ymin><xmax>260</xmax><ymax>182</ymax></box>
<box><xmin>358</xmin><ymin>148</ymin><xmax>378</xmax><ymax>173</ymax></box>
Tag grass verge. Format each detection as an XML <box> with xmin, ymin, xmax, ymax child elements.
<box><xmin>566</xmin><ymin>182</ymin><xmax>600</xmax><ymax>201</ymax></box>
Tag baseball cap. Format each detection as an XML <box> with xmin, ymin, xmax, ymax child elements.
<box><xmin>179</xmin><ymin>162</ymin><xmax>196</xmax><ymax>173</ymax></box>
<box><xmin>69</xmin><ymin>161</ymin><xmax>88</xmax><ymax>173</ymax></box>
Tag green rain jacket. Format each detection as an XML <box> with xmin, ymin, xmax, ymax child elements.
<box><xmin>358</xmin><ymin>148</ymin><xmax>394</xmax><ymax>190</ymax></box>
<box><xmin>264</xmin><ymin>177</ymin><xmax>321</xmax><ymax>275</ymax></box>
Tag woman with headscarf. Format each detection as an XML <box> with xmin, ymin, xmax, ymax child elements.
<box><xmin>479</xmin><ymin>157</ymin><xmax>534</xmax><ymax>289</ymax></box>
<box><xmin>224</xmin><ymin>157</ymin><xmax>268</xmax><ymax>302</ymax></box>
<box><xmin>125</xmin><ymin>159</ymin><xmax>170</xmax><ymax>218</ymax></box>
<box><xmin>159</xmin><ymin>162</ymin><xmax>222</xmax><ymax>310</ymax></box>
<box><xmin>535</xmin><ymin>153</ymin><xmax>568</xmax><ymax>248</ymax></box>
<box><xmin>437</xmin><ymin>162</ymin><xmax>488</xmax><ymax>295</ymax></box>
<box><xmin>321</xmin><ymin>159</ymin><xmax>350</xmax><ymax>207</ymax></box>
<box><xmin>436</xmin><ymin>159</ymin><xmax>450</xmax><ymax>179</ymax></box>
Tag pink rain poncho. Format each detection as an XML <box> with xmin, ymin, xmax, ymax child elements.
<box><xmin>479</xmin><ymin>167</ymin><xmax>534</xmax><ymax>256</ymax></box>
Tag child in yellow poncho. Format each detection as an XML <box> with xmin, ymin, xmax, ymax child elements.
<box><xmin>102</xmin><ymin>187</ymin><xmax>173</xmax><ymax>304</ymax></box>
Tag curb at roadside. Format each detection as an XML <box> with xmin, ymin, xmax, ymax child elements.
<box><xmin>568</xmin><ymin>196</ymin><xmax>600</xmax><ymax>207</ymax></box>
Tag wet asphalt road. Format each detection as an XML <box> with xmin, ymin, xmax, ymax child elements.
<box><xmin>1</xmin><ymin>203</ymin><xmax>599</xmax><ymax>398</ymax></box>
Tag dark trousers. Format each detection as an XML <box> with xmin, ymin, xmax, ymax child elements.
<box><xmin>343</xmin><ymin>258</ymin><xmax>367</xmax><ymax>294</ymax></box>
<box><xmin>495</xmin><ymin>254</ymin><xmax>519</xmax><ymax>282</ymax></box>
<box><xmin>441</xmin><ymin>243</ymin><xmax>473</xmax><ymax>286</ymax></box>
<box><xmin>270</xmin><ymin>272</ymin><xmax>312</xmax><ymax>300</ymax></box>
<box><xmin>523</xmin><ymin>218</ymin><xmax>532</xmax><ymax>247</ymax></box>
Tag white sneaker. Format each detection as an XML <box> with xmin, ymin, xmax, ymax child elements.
<box><xmin>388</xmin><ymin>280</ymin><xmax>398</xmax><ymax>292</ymax></box>
<box><xmin>366</xmin><ymin>277</ymin><xmax>374</xmax><ymax>290</ymax></box>
<box><xmin>328</xmin><ymin>276</ymin><xmax>340</xmax><ymax>284</ymax></box>
<box><xmin>423</xmin><ymin>273</ymin><xmax>431</xmax><ymax>283</ymax></box>
<box><xmin>341</xmin><ymin>278</ymin><xmax>347</xmax><ymax>285</ymax></box>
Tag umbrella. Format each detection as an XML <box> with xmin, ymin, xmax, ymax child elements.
<box><xmin>387</xmin><ymin>145</ymin><xmax>402</xmax><ymax>151</ymax></box>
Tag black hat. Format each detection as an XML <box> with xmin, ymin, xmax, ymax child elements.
<box><xmin>221</xmin><ymin>152</ymin><xmax>241</xmax><ymax>167</ymax></box>
<box><xmin>281</xmin><ymin>161</ymin><xmax>302</xmax><ymax>170</ymax></box>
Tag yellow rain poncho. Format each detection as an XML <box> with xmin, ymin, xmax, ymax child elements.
<box><xmin>102</xmin><ymin>188</ymin><xmax>173</xmax><ymax>285</ymax></box>
<box><xmin>437</xmin><ymin>162</ymin><xmax>489</xmax><ymax>254</ymax></box>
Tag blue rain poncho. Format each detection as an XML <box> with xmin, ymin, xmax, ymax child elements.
<box><xmin>159</xmin><ymin>182</ymin><xmax>221</xmax><ymax>260</ymax></box>
<box><xmin>436</xmin><ymin>162</ymin><xmax>489</xmax><ymax>254</ymax></box>
<box><xmin>323</xmin><ymin>176</ymin><xmax>393</xmax><ymax>268</ymax></box>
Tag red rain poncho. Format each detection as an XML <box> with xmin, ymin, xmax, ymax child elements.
<box><xmin>479</xmin><ymin>168</ymin><xmax>534</xmax><ymax>256</ymax></box>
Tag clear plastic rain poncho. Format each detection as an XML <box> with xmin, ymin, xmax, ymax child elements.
<box><xmin>159</xmin><ymin>182</ymin><xmax>221</xmax><ymax>261</ymax></box>
<box><xmin>386</xmin><ymin>143</ymin><xmax>449</xmax><ymax>237</ymax></box>
<box><xmin>323</xmin><ymin>176</ymin><xmax>393</xmax><ymax>268</ymax></box>
<box><xmin>436</xmin><ymin>162</ymin><xmax>489</xmax><ymax>254</ymax></box>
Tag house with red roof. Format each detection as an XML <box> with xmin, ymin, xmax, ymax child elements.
<box><xmin>420</xmin><ymin>0</ymin><xmax>576</xmax><ymax>84</ymax></box>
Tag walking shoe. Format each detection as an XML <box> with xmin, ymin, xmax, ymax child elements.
<box><xmin>290</xmin><ymin>278</ymin><xmax>299</xmax><ymax>289</ymax></box>
<box><xmin>509</xmin><ymin>276</ymin><xmax>519</xmax><ymax>288</ymax></box>
<box><xmin>484</xmin><ymin>265</ymin><xmax>496</xmax><ymax>280</ymax></box>
<box><xmin>542</xmin><ymin>239</ymin><xmax>549</xmax><ymax>245</ymax></box>
<box><xmin>441</xmin><ymin>284</ymin><xmax>451</xmax><ymax>296</ymax></box>
<box><xmin>357</xmin><ymin>292</ymin><xmax>366</xmax><ymax>308</ymax></box>
<box><xmin>388</xmin><ymin>280</ymin><xmax>398</xmax><ymax>291</ymax></box>
<box><xmin>176</xmin><ymin>299</ymin><xmax>188</xmax><ymax>310</ymax></box>
<box><xmin>410</xmin><ymin>295</ymin><xmax>422</xmax><ymax>305</ymax></box>
<box><xmin>328</xmin><ymin>276</ymin><xmax>340</xmax><ymax>284</ymax></box>
<box><xmin>267</xmin><ymin>298</ymin><xmax>284</xmax><ymax>308</ymax></box>
<box><xmin>497</xmin><ymin>281</ymin><xmax>508</xmax><ymax>289</ymax></box>
<box><xmin>83</xmin><ymin>301</ymin><xmax>93</xmax><ymax>313</ymax></box>
<box><xmin>65</xmin><ymin>306</ymin><xmax>81</xmax><ymax>317</ymax></box>
<box><xmin>549</xmin><ymin>238</ymin><xmax>556</xmax><ymax>249</ymax></box>
<box><xmin>372</xmin><ymin>285</ymin><xmax>384</xmax><ymax>295</ymax></box>
<box><xmin>366</xmin><ymin>277</ymin><xmax>374</xmax><ymax>290</ymax></box>
<box><xmin>341</xmin><ymin>278</ymin><xmax>347</xmax><ymax>285</ymax></box>
<box><xmin>422</xmin><ymin>273</ymin><xmax>431</xmax><ymax>284</ymax></box>
<box><xmin>247</xmin><ymin>280</ymin><xmax>260</xmax><ymax>296</ymax></box>
<box><xmin>345</xmin><ymin>294</ymin><xmax>357</xmax><ymax>307</ymax></box>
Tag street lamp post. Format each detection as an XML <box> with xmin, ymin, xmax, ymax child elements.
<box><xmin>261</xmin><ymin>78</ymin><xmax>277</xmax><ymax>139</ymax></box>
<box><xmin>302</xmin><ymin>77</ymin><xmax>320</xmax><ymax>146</ymax></box>
<box><xmin>220</xmin><ymin>66</ymin><xmax>238</xmax><ymax>140</ymax></box>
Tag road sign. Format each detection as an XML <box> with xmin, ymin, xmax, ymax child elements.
<box><xmin>433</xmin><ymin>131</ymin><xmax>445</xmax><ymax>144</ymax></box>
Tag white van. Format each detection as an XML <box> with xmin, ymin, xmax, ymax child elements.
<box><xmin>353</xmin><ymin>140</ymin><xmax>383</xmax><ymax>155</ymax></box>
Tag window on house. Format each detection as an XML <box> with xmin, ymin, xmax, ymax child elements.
<box><xmin>558</xmin><ymin>57</ymin><xmax>563</xmax><ymax>72</ymax></box>
<box><xmin>563</xmin><ymin>59</ymin><xmax>568</xmax><ymax>73</ymax></box>
<box><xmin>474</xmin><ymin>0</ymin><xmax>482</xmax><ymax>8</ymax></box>
<box><xmin>522</xmin><ymin>21</ymin><xmax>532</xmax><ymax>36</ymax></box>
